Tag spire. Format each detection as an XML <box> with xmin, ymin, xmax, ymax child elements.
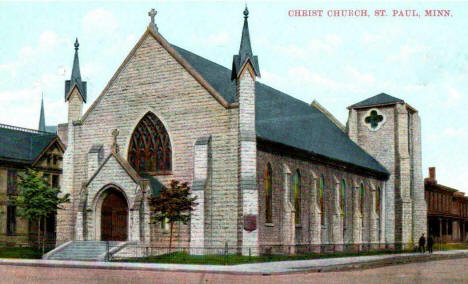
<box><xmin>65</xmin><ymin>38</ymin><xmax>87</xmax><ymax>102</ymax></box>
<box><xmin>38</xmin><ymin>93</ymin><xmax>46</xmax><ymax>132</ymax></box>
<box><xmin>232</xmin><ymin>6</ymin><xmax>260</xmax><ymax>80</ymax></box>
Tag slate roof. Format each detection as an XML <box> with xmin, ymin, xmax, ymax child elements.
<box><xmin>147</xmin><ymin>176</ymin><xmax>165</xmax><ymax>196</ymax></box>
<box><xmin>170</xmin><ymin>44</ymin><xmax>389</xmax><ymax>177</ymax></box>
<box><xmin>0</xmin><ymin>124</ymin><xmax>57</xmax><ymax>164</ymax></box>
<box><xmin>349</xmin><ymin>93</ymin><xmax>404</xmax><ymax>109</ymax></box>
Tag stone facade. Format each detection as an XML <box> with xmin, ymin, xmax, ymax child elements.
<box><xmin>57</xmin><ymin>29</ymin><xmax>241</xmax><ymax>250</ymax></box>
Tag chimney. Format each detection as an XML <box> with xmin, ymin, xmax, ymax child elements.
<box><xmin>429</xmin><ymin>167</ymin><xmax>436</xmax><ymax>180</ymax></box>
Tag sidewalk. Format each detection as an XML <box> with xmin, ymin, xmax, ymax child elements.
<box><xmin>0</xmin><ymin>250</ymin><xmax>467</xmax><ymax>275</ymax></box>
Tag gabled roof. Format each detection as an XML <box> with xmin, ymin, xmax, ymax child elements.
<box><xmin>79</xmin><ymin>25</ymin><xmax>387</xmax><ymax>177</ymax></box>
<box><xmin>349</xmin><ymin>93</ymin><xmax>404</xmax><ymax>109</ymax></box>
<box><xmin>0</xmin><ymin>124</ymin><xmax>58</xmax><ymax>164</ymax></box>
<box><xmin>86</xmin><ymin>151</ymin><xmax>141</xmax><ymax>187</ymax></box>
<box><xmin>170</xmin><ymin>45</ymin><xmax>389</xmax><ymax>177</ymax></box>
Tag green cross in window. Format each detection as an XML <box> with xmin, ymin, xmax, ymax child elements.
<box><xmin>365</xmin><ymin>110</ymin><xmax>383</xmax><ymax>129</ymax></box>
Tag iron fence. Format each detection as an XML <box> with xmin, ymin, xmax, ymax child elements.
<box><xmin>103</xmin><ymin>242</ymin><xmax>434</xmax><ymax>264</ymax></box>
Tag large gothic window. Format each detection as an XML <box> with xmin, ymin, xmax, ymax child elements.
<box><xmin>128</xmin><ymin>112</ymin><xmax>172</xmax><ymax>174</ymax></box>
<box><xmin>265</xmin><ymin>163</ymin><xmax>273</xmax><ymax>223</ymax></box>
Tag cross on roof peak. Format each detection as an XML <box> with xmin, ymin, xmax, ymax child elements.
<box><xmin>148</xmin><ymin>8</ymin><xmax>158</xmax><ymax>31</ymax></box>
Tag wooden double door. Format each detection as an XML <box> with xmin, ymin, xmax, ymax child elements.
<box><xmin>101</xmin><ymin>190</ymin><xmax>128</xmax><ymax>241</ymax></box>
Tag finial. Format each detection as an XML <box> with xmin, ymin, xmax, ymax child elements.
<box><xmin>74</xmin><ymin>38</ymin><xmax>79</xmax><ymax>51</ymax></box>
<box><xmin>148</xmin><ymin>8</ymin><xmax>158</xmax><ymax>31</ymax></box>
<box><xmin>111</xmin><ymin>129</ymin><xmax>120</xmax><ymax>153</ymax></box>
<box><xmin>243</xmin><ymin>5</ymin><xmax>249</xmax><ymax>18</ymax></box>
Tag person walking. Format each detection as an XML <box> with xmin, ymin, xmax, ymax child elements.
<box><xmin>427</xmin><ymin>235</ymin><xmax>434</xmax><ymax>253</ymax></box>
<box><xmin>419</xmin><ymin>233</ymin><xmax>426</xmax><ymax>253</ymax></box>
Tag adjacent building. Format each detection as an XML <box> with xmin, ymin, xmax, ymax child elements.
<box><xmin>0</xmin><ymin>99</ymin><xmax>64</xmax><ymax>246</ymax></box>
<box><xmin>425</xmin><ymin>167</ymin><xmax>468</xmax><ymax>243</ymax></box>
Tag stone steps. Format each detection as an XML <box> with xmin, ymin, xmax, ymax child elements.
<box><xmin>46</xmin><ymin>241</ymin><xmax>127</xmax><ymax>261</ymax></box>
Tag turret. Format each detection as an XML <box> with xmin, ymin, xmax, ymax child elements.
<box><xmin>232</xmin><ymin>7</ymin><xmax>260</xmax><ymax>255</ymax></box>
<box><xmin>65</xmin><ymin>38</ymin><xmax>86</xmax><ymax>123</ymax></box>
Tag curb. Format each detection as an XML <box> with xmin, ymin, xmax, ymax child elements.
<box><xmin>286</xmin><ymin>252</ymin><xmax>468</xmax><ymax>274</ymax></box>
<box><xmin>0</xmin><ymin>252</ymin><xmax>467</xmax><ymax>275</ymax></box>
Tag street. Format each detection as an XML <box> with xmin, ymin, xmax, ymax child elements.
<box><xmin>0</xmin><ymin>257</ymin><xmax>466</xmax><ymax>284</ymax></box>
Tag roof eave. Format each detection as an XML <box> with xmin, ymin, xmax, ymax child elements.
<box><xmin>347</xmin><ymin>101</ymin><xmax>404</xmax><ymax>110</ymax></box>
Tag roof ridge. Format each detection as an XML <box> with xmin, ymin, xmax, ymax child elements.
<box><xmin>0</xmin><ymin>123</ymin><xmax>55</xmax><ymax>136</ymax></box>
<box><xmin>311</xmin><ymin>100</ymin><xmax>345</xmax><ymax>132</ymax></box>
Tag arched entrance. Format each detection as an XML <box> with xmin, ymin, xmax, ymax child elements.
<box><xmin>100</xmin><ymin>189</ymin><xmax>128</xmax><ymax>241</ymax></box>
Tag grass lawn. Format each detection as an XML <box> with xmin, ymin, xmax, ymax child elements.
<box><xmin>435</xmin><ymin>242</ymin><xmax>468</xmax><ymax>251</ymax></box>
<box><xmin>0</xmin><ymin>247</ymin><xmax>42</xmax><ymax>259</ymax></box>
<box><xmin>115</xmin><ymin>249</ymin><xmax>414</xmax><ymax>265</ymax></box>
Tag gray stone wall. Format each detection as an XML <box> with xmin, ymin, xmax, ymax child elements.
<box><xmin>347</xmin><ymin>102</ymin><xmax>427</xmax><ymax>246</ymax></box>
<box><xmin>257</xmin><ymin>146</ymin><xmax>384</xmax><ymax>247</ymax></box>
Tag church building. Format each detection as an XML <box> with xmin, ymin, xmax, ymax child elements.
<box><xmin>50</xmin><ymin>8</ymin><xmax>426</xmax><ymax>258</ymax></box>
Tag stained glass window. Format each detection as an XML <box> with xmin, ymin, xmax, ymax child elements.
<box><xmin>265</xmin><ymin>163</ymin><xmax>273</xmax><ymax>223</ymax></box>
<box><xmin>128</xmin><ymin>112</ymin><xmax>172</xmax><ymax>174</ymax></box>
<box><xmin>340</xmin><ymin>179</ymin><xmax>346</xmax><ymax>214</ymax></box>
<box><xmin>360</xmin><ymin>183</ymin><xmax>365</xmax><ymax>215</ymax></box>
<box><xmin>376</xmin><ymin>186</ymin><xmax>381</xmax><ymax>217</ymax></box>
<box><xmin>319</xmin><ymin>175</ymin><xmax>325</xmax><ymax>225</ymax></box>
<box><xmin>293</xmin><ymin>170</ymin><xmax>301</xmax><ymax>224</ymax></box>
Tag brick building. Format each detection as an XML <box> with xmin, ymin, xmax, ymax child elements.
<box><xmin>50</xmin><ymin>8</ymin><xmax>426</xmax><ymax>258</ymax></box>
<box><xmin>0</xmin><ymin>99</ymin><xmax>64</xmax><ymax>246</ymax></box>
<box><xmin>425</xmin><ymin>167</ymin><xmax>468</xmax><ymax>243</ymax></box>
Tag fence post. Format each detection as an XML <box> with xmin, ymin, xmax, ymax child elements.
<box><xmin>106</xmin><ymin>241</ymin><xmax>109</xmax><ymax>262</ymax></box>
<box><xmin>224</xmin><ymin>242</ymin><xmax>228</xmax><ymax>265</ymax></box>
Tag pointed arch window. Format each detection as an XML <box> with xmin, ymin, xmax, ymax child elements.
<box><xmin>340</xmin><ymin>179</ymin><xmax>346</xmax><ymax>214</ymax></box>
<box><xmin>360</xmin><ymin>183</ymin><xmax>365</xmax><ymax>216</ymax></box>
<box><xmin>341</xmin><ymin>179</ymin><xmax>346</xmax><ymax>235</ymax></box>
<box><xmin>376</xmin><ymin>186</ymin><xmax>381</xmax><ymax>217</ymax></box>
<box><xmin>293</xmin><ymin>170</ymin><xmax>301</xmax><ymax>224</ymax></box>
<box><xmin>319</xmin><ymin>175</ymin><xmax>325</xmax><ymax>225</ymax></box>
<box><xmin>128</xmin><ymin>112</ymin><xmax>172</xmax><ymax>174</ymax></box>
<box><xmin>265</xmin><ymin>163</ymin><xmax>273</xmax><ymax>223</ymax></box>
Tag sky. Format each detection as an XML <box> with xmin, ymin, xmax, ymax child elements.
<box><xmin>0</xmin><ymin>1</ymin><xmax>467</xmax><ymax>192</ymax></box>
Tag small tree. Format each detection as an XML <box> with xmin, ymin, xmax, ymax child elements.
<box><xmin>12</xmin><ymin>168</ymin><xmax>69</xmax><ymax>253</ymax></box>
<box><xmin>148</xmin><ymin>180</ymin><xmax>197</xmax><ymax>251</ymax></box>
